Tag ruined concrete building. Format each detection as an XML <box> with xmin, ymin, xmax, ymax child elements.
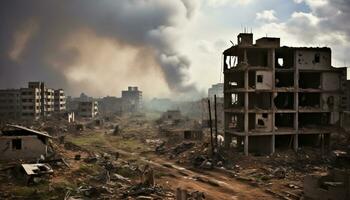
<box><xmin>122</xmin><ymin>86</ymin><xmax>142</xmax><ymax>113</ymax></box>
<box><xmin>223</xmin><ymin>33</ymin><xmax>347</xmax><ymax>155</ymax></box>
<box><xmin>98</xmin><ymin>96</ymin><xmax>123</xmax><ymax>116</ymax></box>
<box><xmin>0</xmin><ymin>82</ymin><xmax>66</xmax><ymax>120</ymax></box>
<box><xmin>77</xmin><ymin>100</ymin><xmax>98</xmax><ymax>118</ymax></box>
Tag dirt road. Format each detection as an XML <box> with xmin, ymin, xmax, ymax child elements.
<box><xmin>111</xmin><ymin>146</ymin><xmax>276</xmax><ymax>200</ymax></box>
<box><xmin>143</xmin><ymin>156</ymin><xmax>276</xmax><ymax>200</ymax></box>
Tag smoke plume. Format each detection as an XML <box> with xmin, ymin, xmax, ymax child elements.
<box><xmin>0</xmin><ymin>0</ymin><xmax>200</xmax><ymax>98</ymax></box>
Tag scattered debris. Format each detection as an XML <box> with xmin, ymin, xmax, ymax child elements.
<box><xmin>172</xmin><ymin>142</ymin><xmax>195</xmax><ymax>155</ymax></box>
<box><xmin>21</xmin><ymin>163</ymin><xmax>53</xmax><ymax>185</ymax></box>
<box><xmin>304</xmin><ymin>169</ymin><xmax>350</xmax><ymax>200</ymax></box>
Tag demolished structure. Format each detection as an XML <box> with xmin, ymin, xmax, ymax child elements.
<box><xmin>223</xmin><ymin>33</ymin><xmax>347</xmax><ymax>155</ymax></box>
<box><xmin>0</xmin><ymin>125</ymin><xmax>52</xmax><ymax>161</ymax></box>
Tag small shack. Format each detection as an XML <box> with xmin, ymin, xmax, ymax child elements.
<box><xmin>0</xmin><ymin>125</ymin><xmax>52</xmax><ymax>161</ymax></box>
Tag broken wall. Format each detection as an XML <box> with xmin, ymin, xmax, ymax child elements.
<box><xmin>296</xmin><ymin>49</ymin><xmax>331</xmax><ymax>70</ymax></box>
<box><xmin>255</xmin><ymin>71</ymin><xmax>273</xmax><ymax>90</ymax></box>
<box><xmin>256</xmin><ymin>113</ymin><xmax>273</xmax><ymax>131</ymax></box>
<box><xmin>322</xmin><ymin>72</ymin><xmax>340</xmax><ymax>91</ymax></box>
<box><xmin>321</xmin><ymin>93</ymin><xmax>340</xmax><ymax>111</ymax></box>
<box><xmin>0</xmin><ymin>135</ymin><xmax>47</xmax><ymax>160</ymax></box>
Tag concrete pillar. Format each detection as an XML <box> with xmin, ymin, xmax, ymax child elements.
<box><xmin>321</xmin><ymin>133</ymin><xmax>325</xmax><ymax>157</ymax></box>
<box><xmin>294</xmin><ymin>50</ymin><xmax>299</xmax><ymax>153</ymax></box>
<box><xmin>244</xmin><ymin>135</ymin><xmax>249</xmax><ymax>156</ymax></box>
<box><xmin>293</xmin><ymin>134</ymin><xmax>298</xmax><ymax>152</ymax></box>
<box><xmin>271</xmin><ymin>135</ymin><xmax>275</xmax><ymax>154</ymax></box>
<box><xmin>271</xmin><ymin>49</ymin><xmax>276</xmax><ymax>155</ymax></box>
<box><xmin>244</xmin><ymin>49</ymin><xmax>248</xmax><ymax>63</ymax></box>
<box><xmin>224</xmin><ymin>132</ymin><xmax>231</xmax><ymax>149</ymax></box>
<box><xmin>237</xmin><ymin>136</ymin><xmax>242</xmax><ymax>148</ymax></box>
<box><xmin>244</xmin><ymin>64</ymin><xmax>249</xmax><ymax>156</ymax></box>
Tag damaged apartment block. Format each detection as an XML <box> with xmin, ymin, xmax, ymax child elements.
<box><xmin>223</xmin><ymin>33</ymin><xmax>347</xmax><ymax>155</ymax></box>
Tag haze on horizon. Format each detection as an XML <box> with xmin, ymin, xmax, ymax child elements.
<box><xmin>0</xmin><ymin>0</ymin><xmax>349</xmax><ymax>100</ymax></box>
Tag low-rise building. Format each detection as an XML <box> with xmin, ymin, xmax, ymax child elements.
<box><xmin>0</xmin><ymin>125</ymin><xmax>52</xmax><ymax>161</ymax></box>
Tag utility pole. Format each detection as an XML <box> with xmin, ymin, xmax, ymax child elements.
<box><xmin>208</xmin><ymin>99</ymin><xmax>214</xmax><ymax>157</ymax></box>
<box><xmin>214</xmin><ymin>95</ymin><xmax>218</xmax><ymax>148</ymax></box>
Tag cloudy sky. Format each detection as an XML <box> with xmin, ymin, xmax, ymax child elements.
<box><xmin>0</xmin><ymin>0</ymin><xmax>349</xmax><ymax>100</ymax></box>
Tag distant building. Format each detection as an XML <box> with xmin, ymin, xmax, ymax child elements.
<box><xmin>208</xmin><ymin>83</ymin><xmax>224</xmax><ymax>99</ymax></box>
<box><xmin>54</xmin><ymin>89</ymin><xmax>66</xmax><ymax>112</ymax></box>
<box><xmin>0</xmin><ymin>82</ymin><xmax>66</xmax><ymax>120</ymax></box>
<box><xmin>98</xmin><ymin>96</ymin><xmax>122</xmax><ymax>115</ymax></box>
<box><xmin>122</xmin><ymin>86</ymin><xmax>142</xmax><ymax>113</ymax></box>
<box><xmin>77</xmin><ymin>101</ymin><xmax>98</xmax><ymax>118</ymax></box>
<box><xmin>45</xmin><ymin>88</ymin><xmax>55</xmax><ymax>117</ymax></box>
<box><xmin>78</xmin><ymin>92</ymin><xmax>93</xmax><ymax>102</ymax></box>
<box><xmin>19</xmin><ymin>87</ymin><xmax>41</xmax><ymax>120</ymax></box>
<box><xmin>0</xmin><ymin>89</ymin><xmax>21</xmax><ymax>120</ymax></box>
<box><xmin>27</xmin><ymin>82</ymin><xmax>56</xmax><ymax>117</ymax></box>
<box><xmin>66</xmin><ymin>96</ymin><xmax>79</xmax><ymax>112</ymax></box>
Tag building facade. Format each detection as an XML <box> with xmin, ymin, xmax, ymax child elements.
<box><xmin>223</xmin><ymin>33</ymin><xmax>347</xmax><ymax>155</ymax></box>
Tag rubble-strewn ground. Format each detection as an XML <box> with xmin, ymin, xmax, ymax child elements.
<box><xmin>0</xmin><ymin>113</ymin><xmax>349</xmax><ymax>200</ymax></box>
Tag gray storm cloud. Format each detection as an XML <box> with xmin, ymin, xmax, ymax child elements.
<box><xmin>0</xmin><ymin>0</ymin><xmax>200</xmax><ymax>97</ymax></box>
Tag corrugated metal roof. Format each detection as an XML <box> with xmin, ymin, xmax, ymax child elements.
<box><xmin>4</xmin><ymin>124</ymin><xmax>52</xmax><ymax>138</ymax></box>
